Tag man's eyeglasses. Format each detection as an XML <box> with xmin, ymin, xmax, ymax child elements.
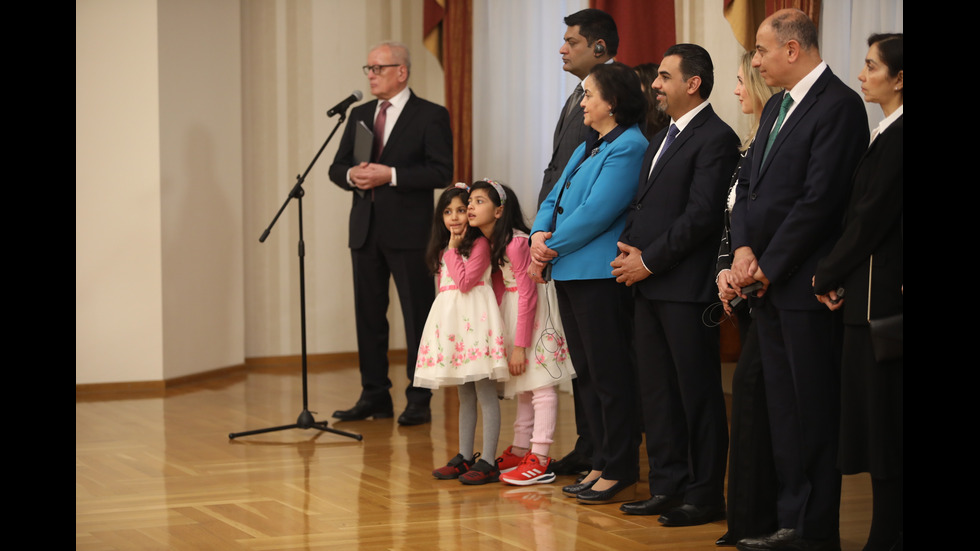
<box><xmin>362</xmin><ymin>64</ymin><xmax>400</xmax><ymax>75</ymax></box>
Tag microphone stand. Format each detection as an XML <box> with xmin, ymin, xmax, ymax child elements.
<box><xmin>230</xmin><ymin>106</ymin><xmax>362</xmax><ymax>442</ymax></box>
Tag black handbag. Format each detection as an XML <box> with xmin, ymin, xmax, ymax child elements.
<box><xmin>867</xmin><ymin>255</ymin><xmax>902</xmax><ymax>362</ymax></box>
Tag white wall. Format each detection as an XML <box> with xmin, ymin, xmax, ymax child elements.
<box><xmin>77</xmin><ymin>0</ymin><xmax>244</xmax><ymax>384</ymax></box>
<box><xmin>241</xmin><ymin>0</ymin><xmax>445</xmax><ymax>360</ymax></box>
<box><xmin>158</xmin><ymin>0</ymin><xmax>245</xmax><ymax>379</ymax></box>
<box><xmin>77</xmin><ymin>0</ymin><xmax>445</xmax><ymax>384</ymax></box>
<box><xmin>77</xmin><ymin>0</ymin><xmax>164</xmax><ymax>384</ymax></box>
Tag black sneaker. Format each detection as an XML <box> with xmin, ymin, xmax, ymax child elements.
<box><xmin>458</xmin><ymin>458</ymin><xmax>500</xmax><ymax>485</ymax></box>
<box><xmin>432</xmin><ymin>453</ymin><xmax>477</xmax><ymax>479</ymax></box>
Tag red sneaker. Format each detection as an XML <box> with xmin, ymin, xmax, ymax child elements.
<box><xmin>496</xmin><ymin>445</ymin><xmax>526</xmax><ymax>474</ymax></box>
<box><xmin>432</xmin><ymin>453</ymin><xmax>476</xmax><ymax>480</ymax></box>
<box><xmin>458</xmin><ymin>458</ymin><xmax>500</xmax><ymax>485</ymax></box>
<box><xmin>500</xmin><ymin>454</ymin><xmax>556</xmax><ymax>486</ymax></box>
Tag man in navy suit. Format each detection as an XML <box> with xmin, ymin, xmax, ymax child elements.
<box><xmin>612</xmin><ymin>43</ymin><xmax>738</xmax><ymax>526</ymax></box>
<box><xmin>328</xmin><ymin>41</ymin><xmax>453</xmax><ymax>426</ymax></box>
<box><xmin>730</xmin><ymin>10</ymin><xmax>869</xmax><ymax>551</ymax></box>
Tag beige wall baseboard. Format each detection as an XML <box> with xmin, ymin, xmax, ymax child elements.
<box><xmin>75</xmin><ymin>350</ymin><xmax>408</xmax><ymax>400</ymax></box>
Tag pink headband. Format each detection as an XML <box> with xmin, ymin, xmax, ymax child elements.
<box><xmin>481</xmin><ymin>178</ymin><xmax>507</xmax><ymax>205</ymax></box>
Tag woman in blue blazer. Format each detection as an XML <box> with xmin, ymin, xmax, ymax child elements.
<box><xmin>529</xmin><ymin>62</ymin><xmax>648</xmax><ymax>504</ymax></box>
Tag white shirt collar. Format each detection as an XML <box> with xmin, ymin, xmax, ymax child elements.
<box><xmin>872</xmin><ymin>104</ymin><xmax>903</xmax><ymax>143</ymax></box>
<box><xmin>787</xmin><ymin>61</ymin><xmax>827</xmax><ymax>105</ymax></box>
<box><xmin>671</xmin><ymin>100</ymin><xmax>711</xmax><ymax>133</ymax></box>
<box><xmin>378</xmin><ymin>86</ymin><xmax>411</xmax><ymax>113</ymax></box>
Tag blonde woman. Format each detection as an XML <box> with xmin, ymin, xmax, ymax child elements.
<box><xmin>714</xmin><ymin>50</ymin><xmax>780</xmax><ymax>548</ymax></box>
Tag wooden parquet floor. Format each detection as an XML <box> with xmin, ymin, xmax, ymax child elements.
<box><xmin>77</xmin><ymin>362</ymin><xmax>873</xmax><ymax>550</ymax></box>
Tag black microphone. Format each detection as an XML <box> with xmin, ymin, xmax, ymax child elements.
<box><xmin>327</xmin><ymin>90</ymin><xmax>363</xmax><ymax>117</ymax></box>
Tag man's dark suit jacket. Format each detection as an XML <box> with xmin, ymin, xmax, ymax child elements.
<box><xmin>729</xmin><ymin>65</ymin><xmax>869</xmax><ymax>539</ymax></box>
<box><xmin>621</xmin><ymin>104</ymin><xmax>740</xmax><ymax>302</ymax></box>
<box><xmin>538</xmin><ymin>88</ymin><xmax>591</xmax><ymax>206</ymax></box>
<box><xmin>619</xmin><ymin>103</ymin><xmax>739</xmax><ymax>505</ymax></box>
<box><xmin>329</xmin><ymin>90</ymin><xmax>453</xmax><ymax>249</ymax></box>
<box><xmin>327</xmin><ymin>89</ymin><xmax>452</xmax><ymax>404</ymax></box>
<box><xmin>732</xmin><ymin>68</ymin><xmax>869</xmax><ymax>308</ymax></box>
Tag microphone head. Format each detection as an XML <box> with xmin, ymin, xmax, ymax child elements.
<box><xmin>352</xmin><ymin>90</ymin><xmax>363</xmax><ymax>101</ymax></box>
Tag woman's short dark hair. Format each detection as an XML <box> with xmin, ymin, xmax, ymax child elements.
<box><xmin>868</xmin><ymin>33</ymin><xmax>903</xmax><ymax>78</ymax></box>
<box><xmin>633</xmin><ymin>62</ymin><xmax>670</xmax><ymax>139</ymax></box>
<box><xmin>588</xmin><ymin>62</ymin><xmax>646</xmax><ymax>127</ymax></box>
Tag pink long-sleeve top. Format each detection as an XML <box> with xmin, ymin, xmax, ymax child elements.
<box><xmin>441</xmin><ymin>236</ymin><xmax>491</xmax><ymax>292</ymax></box>
<box><xmin>491</xmin><ymin>233</ymin><xmax>538</xmax><ymax>348</ymax></box>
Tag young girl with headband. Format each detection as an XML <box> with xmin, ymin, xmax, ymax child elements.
<box><xmin>416</xmin><ymin>184</ymin><xmax>510</xmax><ymax>485</ymax></box>
<box><xmin>467</xmin><ymin>179</ymin><xmax>575</xmax><ymax>486</ymax></box>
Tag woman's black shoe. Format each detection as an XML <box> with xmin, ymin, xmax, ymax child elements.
<box><xmin>561</xmin><ymin>477</ymin><xmax>597</xmax><ymax>497</ymax></box>
<box><xmin>575</xmin><ymin>479</ymin><xmax>636</xmax><ymax>504</ymax></box>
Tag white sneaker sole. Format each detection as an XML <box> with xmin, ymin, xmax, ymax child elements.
<box><xmin>500</xmin><ymin>470</ymin><xmax>557</xmax><ymax>486</ymax></box>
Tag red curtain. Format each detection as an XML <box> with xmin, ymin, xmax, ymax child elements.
<box><xmin>725</xmin><ymin>0</ymin><xmax>822</xmax><ymax>55</ymax></box>
<box><xmin>591</xmin><ymin>0</ymin><xmax>676</xmax><ymax>66</ymax></box>
<box><xmin>766</xmin><ymin>0</ymin><xmax>820</xmax><ymax>28</ymax></box>
<box><xmin>424</xmin><ymin>0</ymin><xmax>472</xmax><ymax>185</ymax></box>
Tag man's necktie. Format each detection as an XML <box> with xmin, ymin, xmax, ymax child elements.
<box><xmin>649</xmin><ymin>123</ymin><xmax>680</xmax><ymax>179</ymax></box>
<box><xmin>372</xmin><ymin>100</ymin><xmax>391</xmax><ymax>162</ymax></box>
<box><xmin>762</xmin><ymin>93</ymin><xmax>794</xmax><ymax>164</ymax></box>
<box><xmin>558</xmin><ymin>84</ymin><xmax>584</xmax><ymax>134</ymax></box>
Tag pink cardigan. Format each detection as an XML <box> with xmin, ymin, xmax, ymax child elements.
<box><xmin>491</xmin><ymin>234</ymin><xmax>537</xmax><ymax>348</ymax></box>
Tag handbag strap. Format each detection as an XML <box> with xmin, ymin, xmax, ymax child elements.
<box><xmin>866</xmin><ymin>254</ymin><xmax>873</xmax><ymax>323</ymax></box>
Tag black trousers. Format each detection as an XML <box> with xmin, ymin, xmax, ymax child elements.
<box><xmin>725</xmin><ymin>311</ymin><xmax>778</xmax><ymax>539</ymax></box>
<box><xmin>350</xmin><ymin>222</ymin><xmax>434</xmax><ymax>406</ymax></box>
<box><xmin>634</xmin><ymin>298</ymin><xmax>728</xmax><ymax>507</ymax></box>
<box><xmin>754</xmin><ymin>300</ymin><xmax>842</xmax><ymax>540</ymax></box>
<box><xmin>555</xmin><ymin>278</ymin><xmax>637</xmax><ymax>481</ymax></box>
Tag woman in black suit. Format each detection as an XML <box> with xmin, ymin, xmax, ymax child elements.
<box><xmin>813</xmin><ymin>33</ymin><xmax>903</xmax><ymax>551</ymax></box>
<box><xmin>714</xmin><ymin>50</ymin><xmax>780</xmax><ymax>547</ymax></box>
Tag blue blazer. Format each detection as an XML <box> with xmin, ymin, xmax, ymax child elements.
<box><xmin>532</xmin><ymin>124</ymin><xmax>648</xmax><ymax>281</ymax></box>
<box><xmin>731</xmin><ymin>67</ymin><xmax>869</xmax><ymax>310</ymax></box>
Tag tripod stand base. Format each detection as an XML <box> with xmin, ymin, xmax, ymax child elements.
<box><xmin>228</xmin><ymin>409</ymin><xmax>363</xmax><ymax>441</ymax></box>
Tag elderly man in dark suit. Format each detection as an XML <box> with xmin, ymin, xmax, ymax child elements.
<box><xmin>730</xmin><ymin>10</ymin><xmax>869</xmax><ymax>551</ymax></box>
<box><xmin>612</xmin><ymin>43</ymin><xmax>738</xmax><ymax>526</ymax></box>
<box><xmin>328</xmin><ymin>41</ymin><xmax>453</xmax><ymax>426</ymax></box>
<box><xmin>538</xmin><ymin>8</ymin><xmax>619</xmax><ymax>477</ymax></box>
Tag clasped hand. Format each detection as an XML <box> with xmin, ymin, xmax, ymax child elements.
<box><xmin>610</xmin><ymin>242</ymin><xmax>650</xmax><ymax>286</ymax></box>
<box><xmin>350</xmin><ymin>162</ymin><xmax>392</xmax><ymax>190</ymax></box>
<box><xmin>731</xmin><ymin>246</ymin><xmax>769</xmax><ymax>297</ymax></box>
<box><xmin>812</xmin><ymin>276</ymin><xmax>844</xmax><ymax>311</ymax></box>
<box><xmin>528</xmin><ymin>232</ymin><xmax>557</xmax><ymax>284</ymax></box>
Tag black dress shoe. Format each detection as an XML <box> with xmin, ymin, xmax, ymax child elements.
<box><xmin>619</xmin><ymin>494</ymin><xmax>682</xmax><ymax>515</ymax></box>
<box><xmin>333</xmin><ymin>399</ymin><xmax>393</xmax><ymax>421</ymax></box>
<box><xmin>561</xmin><ymin>477</ymin><xmax>596</xmax><ymax>497</ymax></box>
<box><xmin>549</xmin><ymin>449</ymin><xmax>592</xmax><ymax>475</ymax></box>
<box><xmin>716</xmin><ymin>532</ymin><xmax>736</xmax><ymax>546</ymax></box>
<box><xmin>396</xmin><ymin>403</ymin><xmax>431</xmax><ymax>426</ymax></box>
<box><xmin>576</xmin><ymin>479</ymin><xmax>636</xmax><ymax>504</ymax></box>
<box><xmin>736</xmin><ymin>528</ymin><xmax>840</xmax><ymax>551</ymax></box>
<box><xmin>658</xmin><ymin>503</ymin><xmax>726</xmax><ymax>527</ymax></box>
